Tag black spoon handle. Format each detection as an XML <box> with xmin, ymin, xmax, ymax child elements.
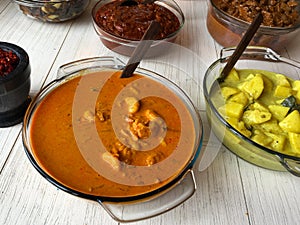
<box><xmin>218</xmin><ymin>12</ymin><xmax>263</xmax><ymax>82</ymax></box>
<box><xmin>120</xmin><ymin>21</ymin><xmax>161</xmax><ymax>78</ymax></box>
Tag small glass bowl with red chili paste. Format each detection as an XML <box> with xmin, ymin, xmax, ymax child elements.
<box><xmin>0</xmin><ymin>42</ymin><xmax>31</xmax><ymax>127</ymax></box>
<box><xmin>207</xmin><ymin>0</ymin><xmax>300</xmax><ymax>52</ymax></box>
<box><xmin>92</xmin><ymin>0</ymin><xmax>185</xmax><ymax>56</ymax></box>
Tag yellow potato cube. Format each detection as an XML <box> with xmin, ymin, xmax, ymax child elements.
<box><xmin>261</xmin><ymin>75</ymin><xmax>274</xmax><ymax>94</ymax></box>
<box><xmin>295</xmin><ymin>91</ymin><xmax>300</xmax><ymax>104</ymax></box>
<box><xmin>276</xmin><ymin>74</ymin><xmax>291</xmax><ymax>87</ymax></box>
<box><xmin>245</xmin><ymin>74</ymin><xmax>255</xmax><ymax>80</ymax></box>
<box><xmin>225</xmin><ymin>68</ymin><xmax>240</xmax><ymax>82</ymax></box>
<box><xmin>228</xmin><ymin>91</ymin><xmax>249</xmax><ymax>106</ymax></box>
<box><xmin>237</xmin><ymin>121</ymin><xmax>251</xmax><ymax>137</ymax></box>
<box><xmin>268</xmin><ymin>105</ymin><xmax>289</xmax><ymax>121</ymax></box>
<box><xmin>292</xmin><ymin>80</ymin><xmax>300</xmax><ymax>91</ymax></box>
<box><xmin>251</xmin><ymin>130</ymin><xmax>273</xmax><ymax>147</ymax></box>
<box><xmin>254</xmin><ymin>119</ymin><xmax>282</xmax><ymax>134</ymax></box>
<box><xmin>274</xmin><ymin>85</ymin><xmax>292</xmax><ymax>98</ymax></box>
<box><xmin>224</xmin><ymin>118</ymin><xmax>242</xmax><ymax>143</ymax></box>
<box><xmin>288</xmin><ymin>132</ymin><xmax>300</xmax><ymax>153</ymax></box>
<box><xmin>226</xmin><ymin>117</ymin><xmax>251</xmax><ymax>138</ymax></box>
<box><xmin>227</xmin><ymin>117</ymin><xmax>252</xmax><ymax>138</ymax></box>
<box><xmin>221</xmin><ymin>86</ymin><xmax>240</xmax><ymax>100</ymax></box>
<box><xmin>275</xmin><ymin>99</ymin><xmax>285</xmax><ymax>105</ymax></box>
<box><xmin>240</xmin><ymin>74</ymin><xmax>264</xmax><ymax>99</ymax></box>
<box><xmin>242</xmin><ymin>109</ymin><xmax>272</xmax><ymax>125</ymax></box>
<box><xmin>250</xmin><ymin>102</ymin><xmax>269</xmax><ymax>112</ymax></box>
<box><xmin>265</xmin><ymin>132</ymin><xmax>286</xmax><ymax>151</ymax></box>
<box><xmin>218</xmin><ymin>102</ymin><xmax>244</xmax><ymax>119</ymax></box>
<box><xmin>227</xmin><ymin>117</ymin><xmax>239</xmax><ymax>127</ymax></box>
<box><xmin>279</xmin><ymin>110</ymin><xmax>300</xmax><ymax>133</ymax></box>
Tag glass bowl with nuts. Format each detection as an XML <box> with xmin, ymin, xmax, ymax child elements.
<box><xmin>13</xmin><ymin>0</ymin><xmax>90</xmax><ymax>22</ymax></box>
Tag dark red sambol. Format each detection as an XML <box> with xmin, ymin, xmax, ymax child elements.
<box><xmin>94</xmin><ymin>0</ymin><xmax>181</xmax><ymax>40</ymax></box>
<box><xmin>0</xmin><ymin>48</ymin><xmax>19</xmax><ymax>77</ymax></box>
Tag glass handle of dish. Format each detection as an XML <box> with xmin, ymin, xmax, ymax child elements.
<box><xmin>97</xmin><ymin>169</ymin><xmax>196</xmax><ymax>223</ymax></box>
<box><xmin>220</xmin><ymin>46</ymin><xmax>300</xmax><ymax>68</ymax></box>
<box><xmin>277</xmin><ymin>155</ymin><xmax>300</xmax><ymax>177</ymax></box>
<box><xmin>56</xmin><ymin>56</ymin><xmax>126</xmax><ymax>79</ymax></box>
<box><xmin>277</xmin><ymin>56</ymin><xmax>300</xmax><ymax>69</ymax></box>
<box><xmin>220</xmin><ymin>46</ymin><xmax>272</xmax><ymax>60</ymax></box>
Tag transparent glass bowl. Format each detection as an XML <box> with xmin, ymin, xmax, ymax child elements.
<box><xmin>206</xmin><ymin>0</ymin><xmax>300</xmax><ymax>52</ymax></box>
<box><xmin>0</xmin><ymin>42</ymin><xmax>31</xmax><ymax>127</ymax></box>
<box><xmin>203</xmin><ymin>46</ymin><xmax>300</xmax><ymax>176</ymax></box>
<box><xmin>22</xmin><ymin>56</ymin><xmax>203</xmax><ymax>222</ymax></box>
<box><xmin>14</xmin><ymin>0</ymin><xmax>90</xmax><ymax>22</ymax></box>
<box><xmin>91</xmin><ymin>0</ymin><xmax>185</xmax><ymax>57</ymax></box>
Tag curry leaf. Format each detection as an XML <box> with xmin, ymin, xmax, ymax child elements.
<box><xmin>281</xmin><ymin>95</ymin><xmax>300</xmax><ymax>114</ymax></box>
<box><xmin>281</xmin><ymin>95</ymin><xmax>296</xmax><ymax>107</ymax></box>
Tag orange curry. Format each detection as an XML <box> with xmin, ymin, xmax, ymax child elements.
<box><xmin>30</xmin><ymin>70</ymin><xmax>196</xmax><ymax>197</ymax></box>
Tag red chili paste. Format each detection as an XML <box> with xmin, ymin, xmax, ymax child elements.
<box><xmin>0</xmin><ymin>48</ymin><xmax>19</xmax><ymax>77</ymax></box>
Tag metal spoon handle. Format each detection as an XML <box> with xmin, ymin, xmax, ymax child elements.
<box><xmin>218</xmin><ymin>12</ymin><xmax>263</xmax><ymax>82</ymax></box>
<box><xmin>120</xmin><ymin>21</ymin><xmax>161</xmax><ymax>78</ymax></box>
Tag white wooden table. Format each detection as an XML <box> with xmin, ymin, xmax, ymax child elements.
<box><xmin>1</xmin><ymin>0</ymin><xmax>300</xmax><ymax>224</ymax></box>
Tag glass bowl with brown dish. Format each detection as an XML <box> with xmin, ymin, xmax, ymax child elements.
<box><xmin>206</xmin><ymin>0</ymin><xmax>300</xmax><ymax>52</ymax></box>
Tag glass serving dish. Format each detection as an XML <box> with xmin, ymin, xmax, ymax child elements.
<box><xmin>91</xmin><ymin>0</ymin><xmax>185</xmax><ymax>57</ymax></box>
<box><xmin>206</xmin><ymin>0</ymin><xmax>300</xmax><ymax>52</ymax></box>
<box><xmin>22</xmin><ymin>56</ymin><xmax>203</xmax><ymax>222</ymax></box>
<box><xmin>203</xmin><ymin>46</ymin><xmax>300</xmax><ymax>176</ymax></box>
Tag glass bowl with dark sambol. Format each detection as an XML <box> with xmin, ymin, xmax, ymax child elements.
<box><xmin>91</xmin><ymin>0</ymin><xmax>185</xmax><ymax>57</ymax></box>
<box><xmin>22</xmin><ymin>56</ymin><xmax>203</xmax><ymax>222</ymax></box>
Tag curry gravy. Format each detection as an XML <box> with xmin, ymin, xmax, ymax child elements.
<box><xmin>30</xmin><ymin>70</ymin><xmax>197</xmax><ymax>197</ymax></box>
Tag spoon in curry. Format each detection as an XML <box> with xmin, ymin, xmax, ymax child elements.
<box><xmin>120</xmin><ymin>20</ymin><xmax>161</xmax><ymax>78</ymax></box>
<box><xmin>217</xmin><ymin>12</ymin><xmax>263</xmax><ymax>83</ymax></box>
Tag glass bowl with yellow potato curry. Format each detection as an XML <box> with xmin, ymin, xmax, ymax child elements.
<box><xmin>204</xmin><ymin>46</ymin><xmax>300</xmax><ymax>176</ymax></box>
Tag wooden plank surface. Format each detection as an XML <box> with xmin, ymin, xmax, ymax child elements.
<box><xmin>1</xmin><ymin>0</ymin><xmax>300</xmax><ymax>224</ymax></box>
<box><xmin>0</xmin><ymin>0</ymin><xmax>10</xmax><ymax>11</ymax></box>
